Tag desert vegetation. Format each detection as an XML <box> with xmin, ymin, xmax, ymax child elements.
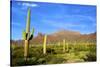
<box><xmin>11</xmin><ymin>8</ymin><xmax>96</xmax><ymax>66</ymax></box>
<box><xmin>11</xmin><ymin>40</ymin><xmax>96</xmax><ymax>66</ymax></box>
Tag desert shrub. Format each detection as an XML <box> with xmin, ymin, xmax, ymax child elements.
<box><xmin>11</xmin><ymin>58</ymin><xmax>25</xmax><ymax>66</ymax></box>
<box><xmin>11</xmin><ymin>41</ymin><xmax>96</xmax><ymax>66</ymax></box>
<box><xmin>37</xmin><ymin>58</ymin><xmax>46</xmax><ymax>64</ymax></box>
<box><xmin>46</xmin><ymin>48</ymin><xmax>56</xmax><ymax>54</ymax></box>
<box><xmin>11</xmin><ymin>47</ymin><xmax>24</xmax><ymax>58</ymax></box>
<box><xmin>48</xmin><ymin>58</ymin><xmax>65</xmax><ymax>64</ymax></box>
<box><xmin>83</xmin><ymin>52</ymin><xmax>96</xmax><ymax>61</ymax></box>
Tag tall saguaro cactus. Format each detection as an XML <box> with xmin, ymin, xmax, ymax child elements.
<box><xmin>43</xmin><ymin>35</ymin><xmax>47</xmax><ymax>54</ymax></box>
<box><xmin>22</xmin><ymin>8</ymin><xmax>34</xmax><ymax>61</ymax></box>
<box><xmin>63</xmin><ymin>39</ymin><xmax>66</xmax><ymax>52</ymax></box>
<box><xmin>66</xmin><ymin>42</ymin><xmax>68</xmax><ymax>52</ymax></box>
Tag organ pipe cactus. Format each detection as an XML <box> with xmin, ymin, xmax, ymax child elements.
<box><xmin>22</xmin><ymin>8</ymin><xmax>34</xmax><ymax>61</ymax></box>
<box><xmin>43</xmin><ymin>35</ymin><xmax>47</xmax><ymax>54</ymax></box>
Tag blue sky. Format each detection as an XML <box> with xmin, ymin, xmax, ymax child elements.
<box><xmin>11</xmin><ymin>1</ymin><xmax>96</xmax><ymax>40</ymax></box>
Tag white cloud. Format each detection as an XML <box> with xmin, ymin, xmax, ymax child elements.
<box><xmin>22</xmin><ymin>3</ymin><xmax>38</xmax><ymax>7</ymax></box>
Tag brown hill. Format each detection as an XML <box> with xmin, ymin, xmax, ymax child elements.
<box><xmin>11</xmin><ymin>30</ymin><xmax>96</xmax><ymax>45</ymax></box>
<box><xmin>79</xmin><ymin>32</ymin><xmax>96</xmax><ymax>40</ymax></box>
<box><xmin>52</xmin><ymin>30</ymin><xmax>80</xmax><ymax>36</ymax></box>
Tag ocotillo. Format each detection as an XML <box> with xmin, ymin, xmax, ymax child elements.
<box><xmin>43</xmin><ymin>35</ymin><xmax>47</xmax><ymax>54</ymax></box>
<box><xmin>22</xmin><ymin>8</ymin><xmax>34</xmax><ymax>61</ymax></box>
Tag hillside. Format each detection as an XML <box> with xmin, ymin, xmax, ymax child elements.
<box><xmin>11</xmin><ymin>30</ymin><xmax>96</xmax><ymax>45</ymax></box>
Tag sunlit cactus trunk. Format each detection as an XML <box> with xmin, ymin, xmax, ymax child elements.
<box><xmin>22</xmin><ymin>8</ymin><xmax>34</xmax><ymax>61</ymax></box>
<box><xmin>63</xmin><ymin>39</ymin><xmax>66</xmax><ymax>52</ymax></box>
<box><xmin>24</xmin><ymin>40</ymin><xmax>29</xmax><ymax>60</ymax></box>
<box><xmin>43</xmin><ymin>35</ymin><xmax>47</xmax><ymax>54</ymax></box>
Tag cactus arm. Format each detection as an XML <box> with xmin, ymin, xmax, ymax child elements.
<box><xmin>29</xmin><ymin>35</ymin><xmax>33</xmax><ymax>40</ymax></box>
<box><xmin>22</xmin><ymin>30</ymin><xmax>26</xmax><ymax>40</ymax></box>
<box><xmin>31</xmin><ymin>28</ymin><xmax>34</xmax><ymax>35</ymax></box>
<box><xmin>28</xmin><ymin>28</ymin><xmax>34</xmax><ymax>40</ymax></box>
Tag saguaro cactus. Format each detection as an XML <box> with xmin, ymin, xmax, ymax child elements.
<box><xmin>22</xmin><ymin>8</ymin><xmax>34</xmax><ymax>61</ymax></box>
<box><xmin>43</xmin><ymin>35</ymin><xmax>47</xmax><ymax>54</ymax></box>
<box><xmin>66</xmin><ymin>42</ymin><xmax>68</xmax><ymax>52</ymax></box>
<box><xmin>63</xmin><ymin>39</ymin><xmax>66</xmax><ymax>52</ymax></box>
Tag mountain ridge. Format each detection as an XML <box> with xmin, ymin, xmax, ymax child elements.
<box><xmin>11</xmin><ymin>30</ymin><xmax>96</xmax><ymax>45</ymax></box>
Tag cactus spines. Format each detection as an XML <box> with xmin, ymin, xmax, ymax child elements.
<box><xmin>63</xmin><ymin>39</ymin><xmax>66</xmax><ymax>52</ymax></box>
<box><xmin>43</xmin><ymin>35</ymin><xmax>47</xmax><ymax>54</ymax></box>
<box><xmin>22</xmin><ymin>8</ymin><xmax>34</xmax><ymax>61</ymax></box>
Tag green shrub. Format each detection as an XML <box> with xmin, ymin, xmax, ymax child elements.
<box><xmin>83</xmin><ymin>52</ymin><xmax>96</xmax><ymax>61</ymax></box>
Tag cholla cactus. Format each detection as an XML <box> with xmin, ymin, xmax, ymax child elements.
<box><xmin>22</xmin><ymin>8</ymin><xmax>34</xmax><ymax>61</ymax></box>
<box><xmin>43</xmin><ymin>35</ymin><xmax>47</xmax><ymax>54</ymax></box>
<box><xmin>63</xmin><ymin>39</ymin><xmax>66</xmax><ymax>52</ymax></box>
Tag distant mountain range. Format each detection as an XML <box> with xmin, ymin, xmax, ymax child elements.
<box><xmin>11</xmin><ymin>30</ymin><xmax>96</xmax><ymax>45</ymax></box>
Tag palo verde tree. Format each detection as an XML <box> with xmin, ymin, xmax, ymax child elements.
<box><xmin>22</xmin><ymin>8</ymin><xmax>34</xmax><ymax>61</ymax></box>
